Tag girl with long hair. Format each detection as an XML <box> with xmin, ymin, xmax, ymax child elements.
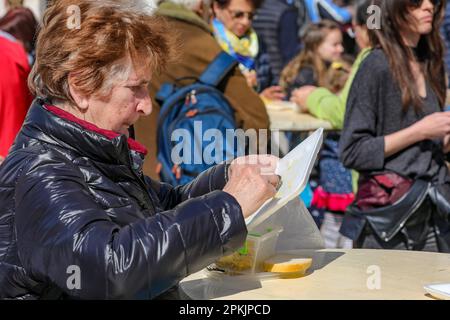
<box><xmin>280</xmin><ymin>20</ymin><xmax>344</xmax><ymax>97</ymax></box>
<box><xmin>281</xmin><ymin>20</ymin><xmax>355</xmax><ymax>249</ymax></box>
<box><xmin>340</xmin><ymin>0</ymin><xmax>450</xmax><ymax>252</ymax></box>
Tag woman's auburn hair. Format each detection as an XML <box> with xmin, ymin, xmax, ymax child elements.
<box><xmin>29</xmin><ymin>0</ymin><xmax>178</xmax><ymax>105</ymax></box>
<box><xmin>279</xmin><ymin>20</ymin><xmax>341</xmax><ymax>90</ymax></box>
<box><xmin>369</xmin><ymin>0</ymin><xmax>447</xmax><ymax>111</ymax></box>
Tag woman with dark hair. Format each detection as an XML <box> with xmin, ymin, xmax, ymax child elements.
<box><xmin>340</xmin><ymin>0</ymin><xmax>450</xmax><ymax>252</ymax></box>
<box><xmin>212</xmin><ymin>0</ymin><xmax>285</xmax><ymax>100</ymax></box>
<box><xmin>0</xmin><ymin>0</ymin><xmax>38</xmax><ymax>64</ymax></box>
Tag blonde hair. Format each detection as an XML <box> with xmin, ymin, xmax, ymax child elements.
<box><xmin>29</xmin><ymin>0</ymin><xmax>176</xmax><ymax>104</ymax></box>
<box><xmin>324</xmin><ymin>58</ymin><xmax>352</xmax><ymax>94</ymax></box>
<box><xmin>280</xmin><ymin>20</ymin><xmax>341</xmax><ymax>90</ymax></box>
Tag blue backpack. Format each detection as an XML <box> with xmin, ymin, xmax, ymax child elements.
<box><xmin>156</xmin><ymin>52</ymin><xmax>239</xmax><ymax>186</ymax></box>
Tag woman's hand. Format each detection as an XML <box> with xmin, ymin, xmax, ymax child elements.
<box><xmin>385</xmin><ymin>112</ymin><xmax>450</xmax><ymax>158</ymax></box>
<box><xmin>223</xmin><ymin>155</ymin><xmax>280</xmax><ymax>219</ymax></box>
<box><xmin>444</xmin><ymin>134</ymin><xmax>450</xmax><ymax>154</ymax></box>
<box><xmin>0</xmin><ymin>156</ymin><xmax>4</xmax><ymax>166</ymax></box>
<box><xmin>260</xmin><ymin>86</ymin><xmax>286</xmax><ymax>101</ymax></box>
<box><xmin>413</xmin><ymin>112</ymin><xmax>450</xmax><ymax>141</ymax></box>
<box><xmin>290</xmin><ymin>86</ymin><xmax>317</xmax><ymax>113</ymax></box>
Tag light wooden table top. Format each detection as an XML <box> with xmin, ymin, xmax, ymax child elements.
<box><xmin>265</xmin><ymin>101</ymin><xmax>333</xmax><ymax>132</ymax></box>
<box><xmin>180</xmin><ymin>249</ymin><xmax>450</xmax><ymax>300</ymax></box>
<box><xmin>268</xmin><ymin>110</ymin><xmax>333</xmax><ymax>132</ymax></box>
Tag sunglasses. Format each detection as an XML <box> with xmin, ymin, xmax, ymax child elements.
<box><xmin>409</xmin><ymin>0</ymin><xmax>442</xmax><ymax>8</ymax></box>
<box><xmin>227</xmin><ymin>9</ymin><xmax>255</xmax><ymax>21</ymax></box>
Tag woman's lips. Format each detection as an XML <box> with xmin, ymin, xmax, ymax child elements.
<box><xmin>236</xmin><ymin>26</ymin><xmax>247</xmax><ymax>36</ymax></box>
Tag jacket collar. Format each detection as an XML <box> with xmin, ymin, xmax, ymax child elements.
<box><xmin>156</xmin><ymin>1</ymin><xmax>212</xmax><ymax>34</ymax></box>
<box><xmin>20</xmin><ymin>100</ymin><xmax>147</xmax><ymax>168</ymax></box>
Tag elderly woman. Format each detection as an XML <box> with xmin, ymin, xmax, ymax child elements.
<box><xmin>0</xmin><ymin>0</ymin><xmax>279</xmax><ymax>300</ymax></box>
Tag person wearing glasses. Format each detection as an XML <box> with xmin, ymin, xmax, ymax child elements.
<box><xmin>340</xmin><ymin>0</ymin><xmax>450</xmax><ymax>252</ymax></box>
<box><xmin>212</xmin><ymin>0</ymin><xmax>286</xmax><ymax>101</ymax></box>
<box><xmin>135</xmin><ymin>0</ymin><xmax>270</xmax><ymax>178</ymax></box>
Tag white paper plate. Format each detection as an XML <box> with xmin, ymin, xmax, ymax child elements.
<box><xmin>245</xmin><ymin>128</ymin><xmax>324</xmax><ymax>229</ymax></box>
<box><xmin>424</xmin><ymin>283</ymin><xmax>450</xmax><ymax>300</ymax></box>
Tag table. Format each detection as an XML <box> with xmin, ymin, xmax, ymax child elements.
<box><xmin>264</xmin><ymin>101</ymin><xmax>333</xmax><ymax>132</ymax></box>
<box><xmin>180</xmin><ymin>249</ymin><xmax>450</xmax><ymax>300</ymax></box>
<box><xmin>264</xmin><ymin>102</ymin><xmax>333</xmax><ymax>155</ymax></box>
<box><xmin>268</xmin><ymin>109</ymin><xmax>333</xmax><ymax>132</ymax></box>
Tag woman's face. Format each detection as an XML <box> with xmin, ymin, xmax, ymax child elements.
<box><xmin>353</xmin><ymin>23</ymin><xmax>370</xmax><ymax>50</ymax></box>
<box><xmin>317</xmin><ymin>29</ymin><xmax>344</xmax><ymax>63</ymax></box>
<box><xmin>407</xmin><ymin>0</ymin><xmax>436</xmax><ymax>35</ymax></box>
<box><xmin>214</xmin><ymin>0</ymin><xmax>255</xmax><ymax>37</ymax></box>
<box><xmin>84</xmin><ymin>62</ymin><xmax>152</xmax><ymax>136</ymax></box>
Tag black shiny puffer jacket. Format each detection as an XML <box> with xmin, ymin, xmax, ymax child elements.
<box><xmin>0</xmin><ymin>100</ymin><xmax>246</xmax><ymax>299</ymax></box>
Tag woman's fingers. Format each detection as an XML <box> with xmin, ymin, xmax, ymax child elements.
<box><xmin>223</xmin><ymin>160</ymin><xmax>280</xmax><ymax>218</ymax></box>
<box><xmin>265</xmin><ymin>174</ymin><xmax>281</xmax><ymax>189</ymax></box>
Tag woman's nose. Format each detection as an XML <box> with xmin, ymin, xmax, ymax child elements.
<box><xmin>138</xmin><ymin>93</ymin><xmax>152</xmax><ymax>116</ymax></box>
<box><xmin>422</xmin><ymin>0</ymin><xmax>435</xmax><ymax>10</ymax></box>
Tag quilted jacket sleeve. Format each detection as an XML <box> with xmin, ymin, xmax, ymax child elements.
<box><xmin>148</xmin><ymin>163</ymin><xmax>231</xmax><ymax>210</ymax></box>
<box><xmin>14</xmin><ymin>156</ymin><xmax>246</xmax><ymax>299</ymax></box>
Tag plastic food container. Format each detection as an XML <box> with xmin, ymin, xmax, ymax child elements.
<box><xmin>213</xmin><ymin>226</ymin><xmax>283</xmax><ymax>275</ymax></box>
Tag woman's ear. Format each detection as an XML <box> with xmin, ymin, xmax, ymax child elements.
<box><xmin>68</xmin><ymin>73</ymin><xmax>89</xmax><ymax>111</ymax></box>
<box><xmin>194</xmin><ymin>0</ymin><xmax>213</xmax><ymax>21</ymax></box>
<box><xmin>212</xmin><ymin>1</ymin><xmax>223</xmax><ymax>19</ymax></box>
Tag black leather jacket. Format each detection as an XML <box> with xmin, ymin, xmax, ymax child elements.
<box><xmin>0</xmin><ymin>100</ymin><xmax>246</xmax><ymax>299</ymax></box>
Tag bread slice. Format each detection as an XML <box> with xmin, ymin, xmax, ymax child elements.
<box><xmin>263</xmin><ymin>255</ymin><xmax>313</xmax><ymax>274</ymax></box>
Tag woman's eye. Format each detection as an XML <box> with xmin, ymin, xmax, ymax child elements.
<box><xmin>127</xmin><ymin>85</ymin><xmax>141</xmax><ymax>91</ymax></box>
<box><xmin>126</xmin><ymin>82</ymin><xmax>149</xmax><ymax>92</ymax></box>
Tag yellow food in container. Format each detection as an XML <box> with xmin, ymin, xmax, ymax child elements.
<box><xmin>214</xmin><ymin>227</ymin><xmax>283</xmax><ymax>275</ymax></box>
